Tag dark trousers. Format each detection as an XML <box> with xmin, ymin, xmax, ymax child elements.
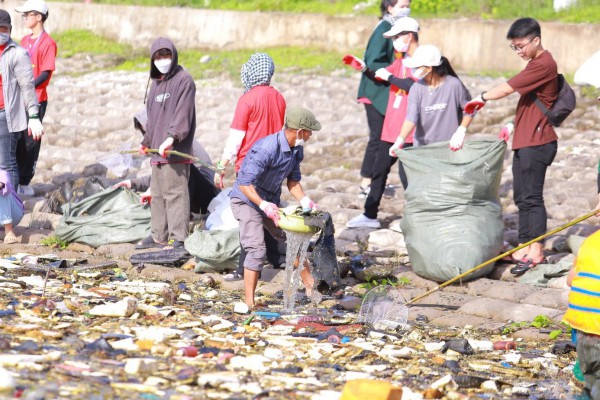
<box><xmin>364</xmin><ymin>141</ymin><xmax>412</xmax><ymax>219</ymax></box>
<box><xmin>16</xmin><ymin>101</ymin><xmax>47</xmax><ymax>186</ymax></box>
<box><xmin>188</xmin><ymin>165</ymin><xmax>219</xmax><ymax>215</ymax></box>
<box><xmin>512</xmin><ymin>141</ymin><xmax>557</xmax><ymax>243</ymax></box>
<box><xmin>360</xmin><ymin>103</ymin><xmax>385</xmax><ymax>179</ymax></box>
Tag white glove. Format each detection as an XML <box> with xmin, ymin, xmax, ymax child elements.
<box><xmin>159</xmin><ymin>137</ymin><xmax>174</xmax><ymax>158</ymax></box>
<box><xmin>28</xmin><ymin>117</ymin><xmax>44</xmax><ymax>141</ymax></box>
<box><xmin>389</xmin><ymin>137</ymin><xmax>405</xmax><ymax>157</ymax></box>
<box><xmin>375</xmin><ymin>68</ymin><xmax>392</xmax><ymax>81</ymax></box>
<box><xmin>449</xmin><ymin>126</ymin><xmax>467</xmax><ymax>151</ymax></box>
<box><xmin>140</xmin><ymin>188</ymin><xmax>152</xmax><ymax>205</ymax></box>
<box><xmin>113</xmin><ymin>179</ymin><xmax>132</xmax><ymax>189</ymax></box>
<box><xmin>464</xmin><ymin>94</ymin><xmax>486</xmax><ymax>115</ymax></box>
<box><xmin>300</xmin><ymin>196</ymin><xmax>317</xmax><ymax>212</ymax></box>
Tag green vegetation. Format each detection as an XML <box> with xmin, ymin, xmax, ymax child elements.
<box><xmin>360</xmin><ymin>275</ymin><xmax>411</xmax><ymax>291</ymax></box>
<box><xmin>54</xmin><ymin>30</ymin><xmax>353</xmax><ymax>80</ymax></box>
<box><xmin>501</xmin><ymin>314</ymin><xmax>571</xmax><ymax>339</ymax></box>
<box><xmin>40</xmin><ymin>235</ymin><xmax>69</xmax><ymax>249</ymax></box>
<box><xmin>61</xmin><ymin>0</ymin><xmax>600</xmax><ymax>22</ymax></box>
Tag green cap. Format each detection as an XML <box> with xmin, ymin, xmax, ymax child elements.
<box><xmin>285</xmin><ymin>107</ymin><xmax>321</xmax><ymax>131</ymax></box>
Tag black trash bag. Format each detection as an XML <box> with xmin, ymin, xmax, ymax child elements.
<box><xmin>551</xmin><ymin>340</ymin><xmax>577</xmax><ymax>355</ymax></box>
<box><xmin>303</xmin><ymin>211</ymin><xmax>341</xmax><ymax>294</ymax></box>
<box><xmin>130</xmin><ymin>248</ymin><xmax>190</xmax><ymax>267</ymax></box>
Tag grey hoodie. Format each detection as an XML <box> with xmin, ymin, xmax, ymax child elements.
<box><xmin>143</xmin><ymin>37</ymin><xmax>196</xmax><ymax>164</ymax></box>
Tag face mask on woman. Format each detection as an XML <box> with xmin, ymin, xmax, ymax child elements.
<box><xmin>411</xmin><ymin>67</ymin><xmax>430</xmax><ymax>80</ymax></box>
<box><xmin>393</xmin><ymin>35</ymin><xmax>410</xmax><ymax>53</ymax></box>
<box><xmin>0</xmin><ymin>33</ymin><xmax>10</xmax><ymax>46</ymax></box>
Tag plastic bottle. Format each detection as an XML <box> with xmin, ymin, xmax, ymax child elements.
<box><xmin>298</xmin><ymin>315</ymin><xmax>324</xmax><ymax>323</ymax></box>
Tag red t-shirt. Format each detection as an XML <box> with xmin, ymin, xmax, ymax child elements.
<box><xmin>231</xmin><ymin>85</ymin><xmax>286</xmax><ymax>172</ymax></box>
<box><xmin>21</xmin><ymin>31</ymin><xmax>57</xmax><ymax>102</ymax></box>
<box><xmin>507</xmin><ymin>51</ymin><xmax>558</xmax><ymax>150</ymax></box>
<box><xmin>381</xmin><ymin>57</ymin><xmax>416</xmax><ymax>144</ymax></box>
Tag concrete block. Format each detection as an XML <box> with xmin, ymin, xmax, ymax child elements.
<box><xmin>458</xmin><ymin>298</ymin><xmax>563</xmax><ymax>323</ymax></box>
<box><xmin>430</xmin><ymin>313</ymin><xmax>505</xmax><ymax>331</ymax></box>
<box><xmin>521</xmin><ymin>288</ymin><xmax>569</xmax><ymax>310</ymax></box>
<box><xmin>477</xmin><ymin>281</ymin><xmax>542</xmax><ymax>302</ymax></box>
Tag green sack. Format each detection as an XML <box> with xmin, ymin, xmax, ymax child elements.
<box><xmin>55</xmin><ymin>187</ymin><xmax>151</xmax><ymax>248</ymax></box>
<box><xmin>184</xmin><ymin>228</ymin><xmax>241</xmax><ymax>273</ymax></box>
<box><xmin>398</xmin><ymin>140</ymin><xmax>506</xmax><ymax>282</ymax></box>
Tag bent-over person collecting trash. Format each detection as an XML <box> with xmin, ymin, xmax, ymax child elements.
<box><xmin>229</xmin><ymin>107</ymin><xmax>321</xmax><ymax>307</ymax></box>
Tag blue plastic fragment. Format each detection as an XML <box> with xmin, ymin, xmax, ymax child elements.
<box><xmin>340</xmin><ymin>337</ymin><xmax>351</xmax><ymax>344</ymax></box>
<box><xmin>253</xmin><ymin>311</ymin><xmax>281</xmax><ymax>319</ymax></box>
<box><xmin>500</xmin><ymin>362</ymin><xmax>512</xmax><ymax>368</ymax></box>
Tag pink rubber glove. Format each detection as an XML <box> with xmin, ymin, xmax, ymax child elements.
<box><xmin>159</xmin><ymin>137</ymin><xmax>174</xmax><ymax>158</ymax></box>
<box><xmin>464</xmin><ymin>94</ymin><xmax>486</xmax><ymax>115</ymax></box>
<box><xmin>342</xmin><ymin>54</ymin><xmax>366</xmax><ymax>72</ymax></box>
<box><xmin>259</xmin><ymin>201</ymin><xmax>280</xmax><ymax>226</ymax></box>
<box><xmin>300</xmin><ymin>196</ymin><xmax>317</xmax><ymax>212</ymax></box>
<box><xmin>139</xmin><ymin>144</ymin><xmax>149</xmax><ymax>155</ymax></box>
<box><xmin>214</xmin><ymin>161</ymin><xmax>226</xmax><ymax>189</ymax></box>
<box><xmin>498</xmin><ymin>122</ymin><xmax>514</xmax><ymax>142</ymax></box>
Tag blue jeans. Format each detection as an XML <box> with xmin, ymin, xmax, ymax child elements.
<box><xmin>0</xmin><ymin>111</ymin><xmax>20</xmax><ymax>189</ymax></box>
<box><xmin>0</xmin><ymin>193</ymin><xmax>23</xmax><ymax>226</ymax></box>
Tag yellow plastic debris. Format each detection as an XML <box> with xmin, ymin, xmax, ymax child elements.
<box><xmin>340</xmin><ymin>379</ymin><xmax>402</xmax><ymax>400</ymax></box>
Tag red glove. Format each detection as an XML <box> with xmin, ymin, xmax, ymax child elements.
<box><xmin>498</xmin><ymin>122</ymin><xmax>514</xmax><ymax>143</ymax></box>
<box><xmin>139</xmin><ymin>144</ymin><xmax>149</xmax><ymax>155</ymax></box>
<box><xmin>342</xmin><ymin>54</ymin><xmax>366</xmax><ymax>72</ymax></box>
<box><xmin>464</xmin><ymin>94</ymin><xmax>486</xmax><ymax>115</ymax></box>
<box><xmin>159</xmin><ymin>137</ymin><xmax>174</xmax><ymax>158</ymax></box>
<box><xmin>140</xmin><ymin>193</ymin><xmax>152</xmax><ymax>205</ymax></box>
<box><xmin>259</xmin><ymin>201</ymin><xmax>280</xmax><ymax>226</ymax></box>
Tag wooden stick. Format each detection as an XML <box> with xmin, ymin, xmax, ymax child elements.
<box><xmin>121</xmin><ymin>149</ymin><xmax>221</xmax><ymax>172</ymax></box>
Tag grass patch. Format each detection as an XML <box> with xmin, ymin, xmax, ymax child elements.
<box><xmin>54</xmin><ymin>30</ymin><xmax>134</xmax><ymax>58</ymax></box>
<box><xmin>40</xmin><ymin>235</ymin><xmax>69</xmax><ymax>249</ymax></box>
<box><xmin>59</xmin><ymin>0</ymin><xmax>600</xmax><ymax>23</ymax></box>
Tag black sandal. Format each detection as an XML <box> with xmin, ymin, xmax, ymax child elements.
<box><xmin>135</xmin><ymin>236</ymin><xmax>165</xmax><ymax>250</ymax></box>
<box><xmin>510</xmin><ymin>258</ymin><xmax>545</xmax><ymax>277</ymax></box>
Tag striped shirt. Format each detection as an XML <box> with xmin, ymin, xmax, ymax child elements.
<box><xmin>230</xmin><ymin>130</ymin><xmax>303</xmax><ymax>210</ymax></box>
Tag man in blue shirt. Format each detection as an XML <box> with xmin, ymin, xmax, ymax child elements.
<box><xmin>230</xmin><ymin>107</ymin><xmax>321</xmax><ymax>307</ymax></box>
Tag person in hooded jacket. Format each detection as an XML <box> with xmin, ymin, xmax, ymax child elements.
<box><xmin>137</xmin><ymin>37</ymin><xmax>196</xmax><ymax>249</ymax></box>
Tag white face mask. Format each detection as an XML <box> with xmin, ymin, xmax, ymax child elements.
<box><xmin>0</xmin><ymin>33</ymin><xmax>9</xmax><ymax>46</ymax></box>
<box><xmin>411</xmin><ymin>67</ymin><xmax>430</xmax><ymax>80</ymax></box>
<box><xmin>389</xmin><ymin>3</ymin><xmax>411</xmax><ymax>18</ymax></box>
<box><xmin>295</xmin><ymin>129</ymin><xmax>305</xmax><ymax>147</ymax></box>
<box><xmin>393</xmin><ymin>35</ymin><xmax>410</xmax><ymax>53</ymax></box>
<box><xmin>154</xmin><ymin>58</ymin><xmax>172</xmax><ymax>74</ymax></box>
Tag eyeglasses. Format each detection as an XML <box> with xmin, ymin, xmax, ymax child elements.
<box><xmin>509</xmin><ymin>37</ymin><xmax>537</xmax><ymax>52</ymax></box>
<box><xmin>22</xmin><ymin>12</ymin><xmax>39</xmax><ymax>18</ymax></box>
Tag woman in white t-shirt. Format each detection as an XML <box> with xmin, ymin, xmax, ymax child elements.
<box><xmin>389</xmin><ymin>44</ymin><xmax>474</xmax><ymax>155</ymax></box>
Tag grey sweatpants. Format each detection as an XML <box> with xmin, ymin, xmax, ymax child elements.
<box><xmin>150</xmin><ymin>162</ymin><xmax>190</xmax><ymax>242</ymax></box>
<box><xmin>577</xmin><ymin>330</ymin><xmax>600</xmax><ymax>399</ymax></box>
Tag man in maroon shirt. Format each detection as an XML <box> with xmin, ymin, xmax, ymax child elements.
<box><xmin>464</xmin><ymin>18</ymin><xmax>558</xmax><ymax>275</ymax></box>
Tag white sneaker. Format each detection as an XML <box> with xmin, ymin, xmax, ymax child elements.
<box><xmin>17</xmin><ymin>185</ymin><xmax>34</xmax><ymax>196</ymax></box>
<box><xmin>346</xmin><ymin>213</ymin><xmax>381</xmax><ymax>229</ymax></box>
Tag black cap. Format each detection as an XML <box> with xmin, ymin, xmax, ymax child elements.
<box><xmin>0</xmin><ymin>10</ymin><xmax>12</xmax><ymax>29</ymax></box>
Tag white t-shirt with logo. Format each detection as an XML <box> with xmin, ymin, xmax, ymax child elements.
<box><xmin>405</xmin><ymin>75</ymin><xmax>472</xmax><ymax>147</ymax></box>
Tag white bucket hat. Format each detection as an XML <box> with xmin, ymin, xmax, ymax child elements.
<box><xmin>383</xmin><ymin>17</ymin><xmax>420</xmax><ymax>38</ymax></box>
<box><xmin>403</xmin><ymin>44</ymin><xmax>443</xmax><ymax>68</ymax></box>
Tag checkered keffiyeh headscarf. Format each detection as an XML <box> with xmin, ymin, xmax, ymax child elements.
<box><xmin>240</xmin><ymin>52</ymin><xmax>275</xmax><ymax>92</ymax></box>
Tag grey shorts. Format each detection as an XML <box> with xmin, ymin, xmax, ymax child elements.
<box><xmin>230</xmin><ymin>197</ymin><xmax>286</xmax><ymax>272</ymax></box>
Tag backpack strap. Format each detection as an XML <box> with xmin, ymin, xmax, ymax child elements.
<box><xmin>531</xmin><ymin>93</ymin><xmax>550</xmax><ymax>116</ymax></box>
